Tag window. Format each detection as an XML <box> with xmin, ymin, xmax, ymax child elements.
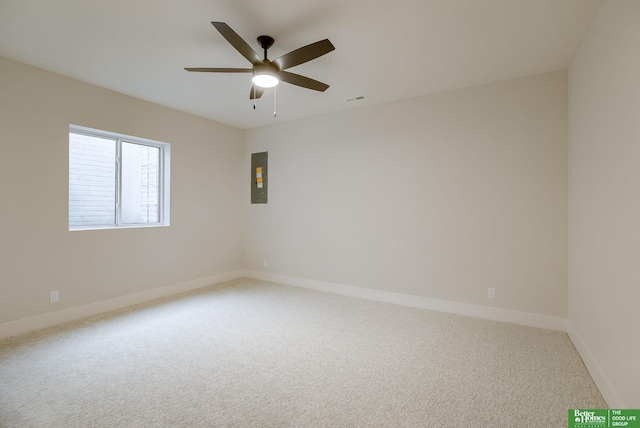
<box><xmin>69</xmin><ymin>125</ymin><xmax>170</xmax><ymax>230</ymax></box>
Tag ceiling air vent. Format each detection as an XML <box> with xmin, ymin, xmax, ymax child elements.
<box><xmin>346</xmin><ymin>95</ymin><xmax>367</xmax><ymax>102</ymax></box>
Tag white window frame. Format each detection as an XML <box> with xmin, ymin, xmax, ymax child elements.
<box><xmin>69</xmin><ymin>124</ymin><xmax>171</xmax><ymax>231</ymax></box>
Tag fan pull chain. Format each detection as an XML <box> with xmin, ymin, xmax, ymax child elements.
<box><xmin>252</xmin><ymin>86</ymin><xmax>256</xmax><ymax>110</ymax></box>
<box><xmin>273</xmin><ymin>88</ymin><xmax>277</xmax><ymax>117</ymax></box>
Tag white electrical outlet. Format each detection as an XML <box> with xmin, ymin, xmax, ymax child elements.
<box><xmin>263</xmin><ymin>259</ymin><xmax>268</xmax><ymax>267</ymax></box>
<box><xmin>488</xmin><ymin>288</ymin><xmax>496</xmax><ymax>299</ymax></box>
<box><xmin>50</xmin><ymin>291</ymin><xmax>59</xmax><ymax>303</ymax></box>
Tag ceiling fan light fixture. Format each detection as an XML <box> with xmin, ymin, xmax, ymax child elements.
<box><xmin>251</xmin><ymin>69</ymin><xmax>280</xmax><ymax>89</ymax></box>
<box><xmin>252</xmin><ymin>72</ymin><xmax>279</xmax><ymax>88</ymax></box>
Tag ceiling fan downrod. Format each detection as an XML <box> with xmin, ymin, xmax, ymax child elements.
<box><xmin>257</xmin><ymin>35</ymin><xmax>274</xmax><ymax>60</ymax></box>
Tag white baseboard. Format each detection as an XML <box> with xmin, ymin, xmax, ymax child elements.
<box><xmin>0</xmin><ymin>270</ymin><xmax>244</xmax><ymax>340</ymax></box>
<box><xmin>1</xmin><ymin>269</ymin><xmax>566</xmax><ymax>337</ymax></box>
<box><xmin>566</xmin><ymin>321</ymin><xmax>624</xmax><ymax>408</ymax></box>
<box><xmin>5</xmin><ymin>269</ymin><xmax>620</xmax><ymax>407</ymax></box>
<box><xmin>241</xmin><ymin>270</ymin><xmax>567</xmax><ymax>331</ymax></box>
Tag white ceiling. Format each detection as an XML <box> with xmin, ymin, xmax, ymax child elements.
<box><xmin>0</xmin><ymin>0</ymin><xmax>601</xmax><ymax>129</ymax></box>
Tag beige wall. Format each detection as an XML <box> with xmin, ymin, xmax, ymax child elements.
<box><xmin>0</xmin><ymin>57</ymin><xmax>245</xmax><ymax>324</ymax></box>
<box><xmin>568</xmin><ymin>0</ymin><xmax>640</xmax><ymax>408</ymax></box>
<box><xmin>0</xmin><ymin>58</ymin><xmax>569</xmax><ymax>324</ymax></box>
<box><xmin>244</xmin><ymin>71</ymin><xmax>568</xmax><ymax>317</ymax></box>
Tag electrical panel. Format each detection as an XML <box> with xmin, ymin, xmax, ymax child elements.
<box><xmin>251</xmin><ymin>151</ymin><xmax>268</xmax><ymax>204</ymax></box>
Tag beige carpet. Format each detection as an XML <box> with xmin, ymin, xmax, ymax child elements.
<box><xmin>0</xmin><ymin>278</ymin><xmax>606</xmax><ymax>427</ymax></box>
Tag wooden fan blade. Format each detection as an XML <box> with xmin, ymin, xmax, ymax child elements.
<box><xmin>211</xmin><ymin>22</ymin><xmax>262</xmax><ymax>66</ymax></box>
<box><xmin>184</xmin><ymin>67</ymin><xmax>252</xmax><ymax>73</ymax></box>
<box><xmin>273</xmin><ymin>39</ymin><xmax>335</xmax><ymax>70</ymax></box>
<box><xmin>250</xmin><ymin>85</ymin><xmax>265</xmax><ymax>100</ymax></box>
<box><xmin>279</xmin><ymin>71</ymin><xmax>329</xmax><ymax>92</ymax></box>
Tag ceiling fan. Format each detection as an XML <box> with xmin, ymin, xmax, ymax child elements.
<box><xmin>185</xmin><ymin>22</ymin><xmax>335</xmax><ymax>100</ymax></box>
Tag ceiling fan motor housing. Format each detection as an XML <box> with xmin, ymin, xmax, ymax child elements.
<box><xmin>252</xmin><ymin>61</ymin><xmax>280</xmax><ymax>88</ymax></box>
<box><xmin>254</xmin><ymin>61</ymin><xmax>279</xmax><ymax>75</ymax></box>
